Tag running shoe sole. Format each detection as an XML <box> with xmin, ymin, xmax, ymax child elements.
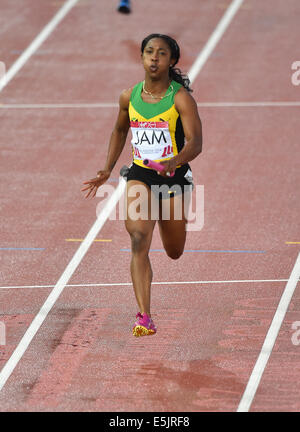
<box><xmin>118</xmin><ymin>6</ymin><xmax>131</xmax><ymax>14</ymax></box>
<box><xmin>132</xmin><ymin>325</ymin><xmax>156</xmax><ymax>337</ymax></box>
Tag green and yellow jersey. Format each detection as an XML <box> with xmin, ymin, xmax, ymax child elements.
<box><xmin>128</xmin><ymin>80</ymin><xmax>185</xmax><ymax>168</ymax></box>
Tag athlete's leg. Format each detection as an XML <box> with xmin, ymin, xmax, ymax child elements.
<box><xmin>125</xmin><ymin>180</ymin><xmax>156</xmax><ymax>316</ymax></box>
<box><xmin>158</xmin><ymin>191</ymin><xmax>191</xmax><ymax>259</ymax></box>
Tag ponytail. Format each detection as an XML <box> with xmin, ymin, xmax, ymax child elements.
<box><xmin>169</xmin><ymin>66</ymin><xmax>192</xmax><ymax>92</ymax></box>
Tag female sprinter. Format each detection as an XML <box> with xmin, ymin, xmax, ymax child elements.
<box><xmin>82</xmin><ymin>34</ymin><xmax>202</xmax><ymax>337</ymax></box>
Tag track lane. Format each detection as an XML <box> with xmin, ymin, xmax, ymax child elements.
<box><xmin>0</xmin><ymin>0</ymin><xmax>68</xmax><ymax>72</ymax></box>
<box><xmin>192</xmin><ymin>0</ymin><xmax>300</xmax><ymax>102</ymax></box>
<box><xmin>189</xmin><ymin>0</ymin><xmax>300</xmax><ymax>411</ymax></box>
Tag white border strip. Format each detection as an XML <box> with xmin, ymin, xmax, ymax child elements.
<box><xmin>188</xmin><ymin>0</ymin><xmax>244</xmax><ymax>83</ymax></box>
<box><xmin>237</xmin><ymin>252</ymin><xmax>300</xmax><ymax>412</ymax></box>
<box><xmin>1</xmin><ymin>102</ymin><xmax>300</xmax><ymax>109</ymax></box>
<box><xmin>0</xmin><ymin>0</ymin><xmax>80</xmax><ymax>92</ymax></box>
<box><xmin>0</xmin><ymin>279</ymin><xmax>293</xmax><ymax>290</ymax></box>
<box><xmin>0</xmin><ymin>179</ymin><xmax>126</xmax><ymax>391</ymax></box>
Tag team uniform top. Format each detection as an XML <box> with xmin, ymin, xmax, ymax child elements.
<box><xmin>129</xmin><ymin>80</ymin><xmax>185</xmax><ymax>169</ymax></box>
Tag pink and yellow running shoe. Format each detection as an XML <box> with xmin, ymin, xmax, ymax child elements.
<box><xmin>132</xmin><ymin>312</ymin><xmax>157</xmax><ymax>337</ymax></box>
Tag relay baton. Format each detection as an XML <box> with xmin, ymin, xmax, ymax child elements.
<box><xmin>143</xmin><ymin>159</ymin><xmax>175</xmax><ymax>177</ymax></box>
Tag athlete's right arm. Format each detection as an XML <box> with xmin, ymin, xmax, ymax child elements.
<box><xmin>103</xmin><ymin>88</ymin><xmax>132</xmax><ymax>173</ymax></box>
<box><xmin>81</xmin><ymin>88</ymin><xmax>132</xmax><ymax>198</ymax></box>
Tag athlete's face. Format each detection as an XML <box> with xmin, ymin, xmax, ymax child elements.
<box><xmin>142</xmin><ymin>38</ymin><xmax>174</xmax><ymax>78</ymax></box>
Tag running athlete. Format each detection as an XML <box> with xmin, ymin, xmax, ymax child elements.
<box><xmin>117</xmin><ymin>0</ymin><xmax>131</xmax><ymax>14</ymax></box>
<box><xmin>82</xmin><ymin>34</ymin><xmax>202</xmax><ymax>337</ymax></box>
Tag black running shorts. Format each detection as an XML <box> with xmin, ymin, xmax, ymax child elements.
<box><xmin>124</xmin><ymin>162</ymin><xmax>193</xmax><ymax>199</ymax></box>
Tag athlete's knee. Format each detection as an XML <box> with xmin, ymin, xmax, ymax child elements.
<box><xmin>166</xmin><ymin>248</ymin><xmax>183</xmax><ymax>260</ymax></box>
<box><xmin>129</xmin><ymin>230</ymin><xmax>150</xmax><ymax>254</ymax></box>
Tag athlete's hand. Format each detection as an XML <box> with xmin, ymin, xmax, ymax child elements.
<box><xmin>157</xmin><ymin>158</ymin><xmax>177</xmax><ymax>177</ymax></box>
<box><xmin>81</xmin><ymin>170</ymin><xmax>111</xmax><ymax>198</ymax></box>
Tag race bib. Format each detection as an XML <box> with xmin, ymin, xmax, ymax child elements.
<box><xmin>130</xmin><ymin>121</ymin><xmax>174</xmax><ymax>161</ymax></box>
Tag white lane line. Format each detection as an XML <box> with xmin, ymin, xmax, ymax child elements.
<box><xmin>0</xmin><ymin>0</ymin><xmax>80</xmax><ymax>93</ymax></box>
<box><xmin>0</xmin><ymin>279</ymin><xmax>294</xmax><ymax>290</ymax></box>
<box><xmin>1</xmin><ymin>102</ymin><xmax>300</xmax><ymax>109</ymax></box>
<box><xmin>188</xmin><ymin>0</ymin><xmax>245</xmax><ymax>83</ymax></box>
<box><xmin>0</xmin><ymin>179</ymin><xmax>126</xmax><ymax>392</ymax></box>
<box><xmin>0</xmin><ymin>0</ymin><xmax>243</xmax><ymax>392</ymax></box>
<box><xmin>237</xmin><ymin>252</ymin><xmax>300</xmax><ymax>412</ymax></box>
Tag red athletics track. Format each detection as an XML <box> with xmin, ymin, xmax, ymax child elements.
<box><xmin>0</xmin><ymin>0</ymin><xmax>299</xmax><ymax>412</ymax></box>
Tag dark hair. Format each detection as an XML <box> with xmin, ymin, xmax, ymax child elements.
<box><xmin>141</xmin><ymin>33</ymin><xmax>192</xmax><ymax>92</ymax></box>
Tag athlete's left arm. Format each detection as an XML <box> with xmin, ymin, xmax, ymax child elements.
<box><xmin>172</xmin><ymin>87</ymin><xmax>202</xmax><ymax>167</ymax></box>
<box><xmin>158</xmin><ymin>88</ymin><xmax>202</xmax><ymax>176</ymax></box>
